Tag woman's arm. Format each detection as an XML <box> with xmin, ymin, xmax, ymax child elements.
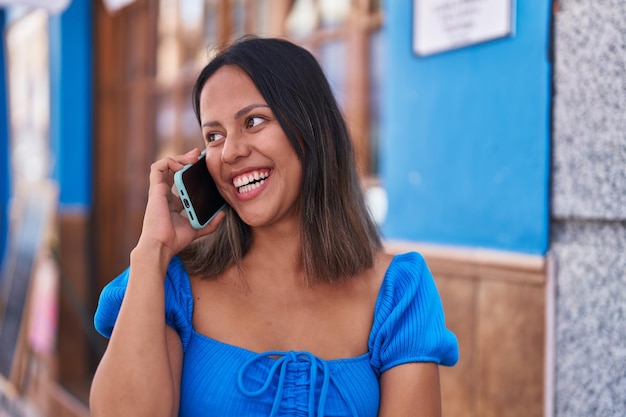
<box><xmin>89</xmin><ymin>151</ymin><xmax>223</xmax><ymax>417</ymax></box>
<box><xmin>89</xmin><ymin>247</ymin><xmax>183</xmax><ymax>417</ymax></box>
<box><xmin>378</xmin><ymin>362</ymin><xmax>442</xmax><ymax>417</ymax></box>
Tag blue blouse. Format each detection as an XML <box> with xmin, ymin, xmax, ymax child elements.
<box><xmin>94</xmin><ymin>252</ymin><xmax>459</xmax><ymax>417</ymax></box>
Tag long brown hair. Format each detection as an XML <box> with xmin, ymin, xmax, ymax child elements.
<box><xmin>179</xmin><ymin>36</ymin><xmax>382</xmax><ymax>283</ymax></box>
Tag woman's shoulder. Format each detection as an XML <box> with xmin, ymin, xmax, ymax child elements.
<box><xmin>94</xmin><ymin>256</ymin><xmax>193</xmax><ymax>339</ymax></box>
<box><xmin>387</xmin><ymin>250</ymin><xmax>427</xmax><ymax>266</ymax></box>
<box><xmin>369</xmin><ymin>251</ymin><xmax>459</xmax><ymax>370</ymax></box>
<box><xmin>382</xmin><ymin>251</ymin><xmax>429</xmax><ymax>281</ymax></box>
<box><xmin>374</xmin><ymin>251</ymin><xmax>434</xmax><ymax>309</ymax></box>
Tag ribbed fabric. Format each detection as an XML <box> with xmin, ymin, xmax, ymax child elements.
<box><xmin>94</xmin><ymin>252</ymin><xmax>459</xmax><ymax>417</ymax></box>
<box><xmin>369</xmin><ymin>252</ymin><xmax>459</xmax><ymax>375</ymax></box>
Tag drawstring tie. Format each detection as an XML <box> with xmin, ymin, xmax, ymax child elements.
<box><xmin>237</xmin><ymin>350</ymin><xmax>331</xmax><ymax>417</ymax></box>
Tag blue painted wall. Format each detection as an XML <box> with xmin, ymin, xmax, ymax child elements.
<box><xmin>380</xmin><ymin>1</ymin><xmax>552</xmax><ymax>254</ymax></box>
<box><xmin>0</xmin><ymin>10</ymin><xmax>9</xmax><ymax>263</ymax></box>
<box><xmin>49</xmin><ymin>0</ymin><xmax>92</xmax><ymax>211</ymax></box>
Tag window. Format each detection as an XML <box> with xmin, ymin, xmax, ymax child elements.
<box><xmin>153</xmin><ymin>0</ymin><xmax>383</xmax><ymax>177</ymax></box>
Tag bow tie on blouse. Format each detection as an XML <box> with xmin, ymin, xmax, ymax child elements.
<box><xmin>237</xmin><ymin>350</ymin><xmax>357</xmax><ymax>417</ymax></box>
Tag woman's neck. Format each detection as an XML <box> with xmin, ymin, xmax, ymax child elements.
<box><xmin>241</xmin><ymin>222</ymin><xmax>307</xmax><ymax>287</ymax></box>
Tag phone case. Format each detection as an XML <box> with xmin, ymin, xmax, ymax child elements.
<box><xmin>174</xmin><ymin>150</ymin><xmax>226</xmax><ymax>229</ymax></box>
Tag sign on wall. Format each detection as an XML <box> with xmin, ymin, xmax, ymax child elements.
<box><xmin>413</xmin><ymin>0</ymin><xmax>516</xmax><ymax>56</ymax></box>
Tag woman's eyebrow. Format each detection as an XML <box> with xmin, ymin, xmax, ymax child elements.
<box><xmin>234</xmin><ymin>103</ymin><xmax>270</xmax><ymax>120</ymax></box>
<box><xmin>201</xmin><ymin>103</ymin><xmax>270</xmax><ymax>128</ymax></box>
<box><xmin>201</xmin><ymin>120</ymin><xmax>221</xmax><ymax>128</ymax></box>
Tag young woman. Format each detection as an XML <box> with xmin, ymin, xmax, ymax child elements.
<box><xmin>89</xmin><ymin>36</ymin><xmax>458</xmax><ymax>417</ymax></box>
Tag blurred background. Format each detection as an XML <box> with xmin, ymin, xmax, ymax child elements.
<box><xmin>0</xmin><ymin>0</ymin><xmax>624</xmax><ymax>416</ymax></box>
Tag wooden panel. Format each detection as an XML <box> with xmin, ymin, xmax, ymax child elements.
<box><xmin>476</xmin><ymin>280</ymin><xmax>545</xmax><ymax>417</ymax></box>
<box><xmin>387</xmin><ymin>241</ymin><xmax>546</xmax><ymax>285</ymax></box>
<box><xmin>93</xmin><ymin>0</ymin><xmax>157</xmax><ymax>295</ymax></box>
<box><xmin>57</xmin><ymin>213</ymin><xmax>91</xmax><ymax>389</ymax></box>
<box><xmin>437</xmin><ymin>274</ymin><xmax>475</xmax><ymax>417</ymax></box>
<box><xmin>93</xmin><ymin>0</ymin><xmax>130</xmax><ymax>293</ymax></box>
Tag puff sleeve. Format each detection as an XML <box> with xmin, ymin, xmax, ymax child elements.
<box><xmin>93</xmin><ymin>256</ymin><xmax>194</xmax><ymax>351</ymax></box>
<box><xmin>369</xmin><ymin>252</ymin><xmax>459</xmax><ymax>376</ymax></box>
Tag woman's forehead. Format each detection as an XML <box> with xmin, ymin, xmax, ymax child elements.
<box><xmin>199</xmin><ymin>66</ymin><xmax>266</xmax><ymax>114</ymax></box>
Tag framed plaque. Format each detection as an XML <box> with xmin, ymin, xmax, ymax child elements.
<box><xmin>413</xmin><ymin>0</ymin><xmax>516</xmax><ymax>56</ymax></box>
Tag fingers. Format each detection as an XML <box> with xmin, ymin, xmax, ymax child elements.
<box><xmin>151</xmin><ymin>150</ymin><xmax>199</xmax><ymax>175</ymax></box>
<box><xmin>148</xmin><ymin>149</ymin><xmax>204</xmax><ymax>188</ymax></box>
<box><xmin>140</xmin><ymin>149</ymin><xmax>217</xmax><ymax>252</ymax></box>
<box><xmin>173</xmin><ymin>148</ymin><xmax>203</xmax><ymax>166</ymax></box>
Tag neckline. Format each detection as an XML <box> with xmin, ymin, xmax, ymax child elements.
<box><xmin>174</xmin><ymin>252</ymin><xmax>414</xmax><ymax>363</ymax></box>
<box><xmin>189</xmin><ymin>328</ymin><xmax>372</xmax><ymax>364</ymax></box>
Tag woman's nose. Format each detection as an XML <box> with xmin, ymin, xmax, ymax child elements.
<box><xmin>220</xmin><ymin>134</ymin><xmax>251</xmax><ymax>164</ymax></box>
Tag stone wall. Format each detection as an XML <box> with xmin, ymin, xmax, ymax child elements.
<box><xmin>552</xmin><ymin>1</ymin><xmax>626</xmax><ymax>416</ymax></box>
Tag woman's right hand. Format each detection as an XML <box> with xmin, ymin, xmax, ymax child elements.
<box><xmin>135</xmin><ymin>149</ymin><xmax>225</xmax><ymax>262</ymax></box>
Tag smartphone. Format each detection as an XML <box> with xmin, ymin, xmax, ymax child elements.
<box><xmin>174</xmin><ymin>150</ymin><xmax>226</xmax><ymax>229</ymax></box>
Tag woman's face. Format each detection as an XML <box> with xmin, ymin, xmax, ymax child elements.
<box><xmin>199</xmin><ymin>65</ymin><xmax>303</xmax><ymax>229</ymax></box>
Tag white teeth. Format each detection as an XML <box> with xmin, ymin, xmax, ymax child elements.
<box><xmin>238</xmin><ymin>179</ymin><xmax>265</xmax><ymax>194</ymax></box>
<box><xmin>233</xmin><ymin>171</ymin><xmax>269</xmax><ymax>190</ymax></box>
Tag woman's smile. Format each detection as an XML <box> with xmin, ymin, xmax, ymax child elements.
<box><xmin>232</xmin><ymin>169</ymin><xmax>271</xmax><ymax>194</ymax></box>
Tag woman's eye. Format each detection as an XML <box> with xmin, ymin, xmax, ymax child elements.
<box><xmin>246</xmin><ymin>116</ymin><xmax>265</xmax><ymax>129</ymax></box>
<box><xmin>207</xmin><ymin>132</ymin><xmax>225</xmax><ymax>143</ymax></box>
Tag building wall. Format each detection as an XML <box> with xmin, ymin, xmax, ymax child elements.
<box><xmin>381</xmin><ymin>2</ymin><xmax>552</xmax><ymax>416</ymax></box>
<box><xmin>380</xmin><ymin>1</ymin><xmax>625</xmax><ymax>415</ymax></box>
<box><xmin>552</xmin><ymin>1</ymin><xmax>626</xmax><ymax>416</ymax></box>
<box><xmin>381</xmin><ymin>0</ymin><xmax>552</xmax><ymax>255</ymax></box>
